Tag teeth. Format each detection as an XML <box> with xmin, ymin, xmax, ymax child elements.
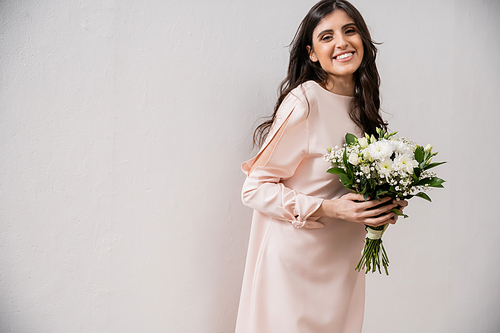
<box><xmin>336</xmin><ymin>52</ymin><xmax>353</xmax><ymax>59</ymax></box>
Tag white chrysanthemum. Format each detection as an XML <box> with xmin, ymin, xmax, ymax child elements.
<box><xmin>393</xmin><ymin>140</ymin><xmax>413</xmax><ymax>155</ymax></box>
<box><xmin>348</xmin><ymin>152</ymin><xmax>360</xmax><ymax>165</ymax></box>
<box><xmin>393</xmin><ymin>153</ymin><xmax>418</xmax><ymax>174</ymax></box>
<box><xmin>376</xmin><ymin>159</ymin><xmax>393</xmax><ymax>175</ymax></box>
<box><xmin>367</xmin><ymin>140</ymin><xmax>394</xmax><ymax>161</ymax></box>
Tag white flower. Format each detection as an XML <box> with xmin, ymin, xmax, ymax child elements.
<box><xmin>393</xmin><ymin>140</ymin><xmax>413</xmax><ymax>155</ymax></box>
<box><xmin>362</xmin><ymin>149</ymin><xmax>371</xmax><ymax>161</ymax></box>
<box><xmin>367</xmin><ymin>140</ymin><xmax>394</xmax><ymax>161</ymax></box>
<box><xmin>376</xmin><ymin>159</ymin><xmax>393</xmax><ymax>175</ymax></box>
<box><xmin>393</xmin><ymin>153</ymin><xmax>418</xmax><ymax>174</ymax></box>
<box><xmin>348</xmin><ymin>152</ymin><xmax>360</xmax><ymax>165</ymax></box>
<box><xmin>358</xmin><ymin>137</ymin><xmax>369</xmax><ymax>148</ymax></box>
<box><xmin>361</xmin><ymin>165</ymin><xmax>370</xmax><ymax>174</ymax></box>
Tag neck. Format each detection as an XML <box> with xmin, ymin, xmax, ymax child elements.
<box><xmin>325</xmin><ymin>75</ymin><xmax>355</xmax><ymax>96</ymax></box>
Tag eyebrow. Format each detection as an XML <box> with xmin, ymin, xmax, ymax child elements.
<box><xmin>316</xmin><ymin>23</ymin><xmax>356</xmax><ymax>39</ymax></box>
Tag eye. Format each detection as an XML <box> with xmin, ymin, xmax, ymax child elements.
<box><xmin>345</xmin><ymin>27</ymin><xmax>357</xmax><ymax>34</ymax></box>
<box><xmin>321</xmin><ymin>34</ymin><xmax>333</xmax><ymax>42</ymax></box>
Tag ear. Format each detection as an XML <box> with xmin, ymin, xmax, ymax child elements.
<box><xmin>307</xmin><ymin>45</ymin><xmax>318</xmax><ymax>62</ymax></box>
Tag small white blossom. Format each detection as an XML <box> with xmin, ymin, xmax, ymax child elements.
<box><xmin>361</xmin><ymin>165</ymin><xmax>370</xmax><ymax>174</ymax></box>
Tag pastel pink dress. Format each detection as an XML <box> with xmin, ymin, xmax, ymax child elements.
<box><xmin>235</xmin><ymin>81</ymin><xmax>366</xmax><ymax>333</ymax></box>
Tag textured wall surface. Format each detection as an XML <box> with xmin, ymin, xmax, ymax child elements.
<box><xmin>0</xmin><ymin>0</ymin><xmax>499</xmax><ymax>332</ymax></box>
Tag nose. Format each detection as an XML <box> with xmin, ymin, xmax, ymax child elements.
<box><xmin>336</xmin><ymin>34</ymin><xmax>348</xmax><ymax>49</ymax></box>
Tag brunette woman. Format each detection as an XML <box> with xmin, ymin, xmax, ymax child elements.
<box><xmin>236</xmin><ymin>1</ymin><xmax>407</xmax><ymax>332</ymax></box>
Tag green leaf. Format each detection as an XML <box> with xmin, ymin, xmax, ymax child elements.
<box><xmin>377</xmin><ymin>190</ymin><xmax>388</xmax><ymax>197</ymax></box>
<box><xmin>415</xmin><ymin>192</ymin><xmax>432</xmax><ymax>202</ymax></box>
<box><xmin>327</xmin><ymin>167</ymin><xmax>347</xmax><ymax>176</ymax></box>
<box><xmin>417</xmin><ymin>177</ymin><xmax>446</xmax><ymax>188</ymax></box>
<box><xmin>417</xmin><ymin>177</ymin><xmax>431</xmax><ymax>185</ymax></box>
<box><xmin>414</xmin><ymin>146</ymin><xmax>425</xmax><ymax>163</ymax></box>
<box><xmin>342</xmin><ymin>149</ymin><xmax>354</xmax><ymax>179</ymax></box>
<box><xmin>327</xmin><ymin>166</ymin><xmax>353</xmax><ymax>188</ymax></box>
<box><xmin>428</xmin><ymin>177</ymin><xmax>446</xmax><ymax>188</ymax></box>
<box><xmin>339</xmin><ymin>174</ymin><xmax>352</xmax><ymax>187</ymax></box>
<box><xmin>413</xmin><ymin>167</ymin><xmax>421</xmax><ymax>179</ymax></box>
<box><xmin>424</xmin><ymin>161</ymin><xmax>447</xmax><ymax>170</ymax></box>
<box><xmin>391</xmin><ymin>208</ymin><xmax>408</xmax><ymax>218</ymax></box>
<box><xmin>345</xmin><ymin>133</ymin><xmax>357</xmax><ymax>145</ymax></box>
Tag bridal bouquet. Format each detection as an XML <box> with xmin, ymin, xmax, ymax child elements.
<box><xmin>324</xmin><ymin>128</ymin><xmax>445</xmax><ymax>275</ymax></box>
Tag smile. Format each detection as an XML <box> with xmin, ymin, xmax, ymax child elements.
<box><xmin>334</xmin><ymin>52</ymin><xmax>353</xmax><ymax>60</ymax></box>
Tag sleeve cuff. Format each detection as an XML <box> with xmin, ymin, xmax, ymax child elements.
<box><xmin>279</xmin><ymin>196</ymin><xmax>324</xmax><ymax>229</ymax></box>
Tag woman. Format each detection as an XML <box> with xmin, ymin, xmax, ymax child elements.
<box><xmin>235</xmin><ymin>1</ymin><xmax>407</xmax><ymax>332</ymax></box>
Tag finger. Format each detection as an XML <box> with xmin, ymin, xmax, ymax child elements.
<box><xmin>342</xmin><ymin>193</ymin><xmax>366</xmax><ymax>202</ymax></box>
<box><xmin>360</xmin><ymin>203</ymin><xmax>398</xmax><ymax>218</ymax></box>
<box><xmin>364</xmin><ymin>212</ymin><xmax>395</xmax><ymax>227</ymax></box>
<box><xmin>395</xmin><ymin>203</ymin><xmax>407</xmax><ymax>213</ymax></box>
<box><xmin>358</xmin><ymin>196</ymin><xmax>392</xmax><ymax>209</ymax></box>
<box><xmin>366</xmin><ymin>218</ymin><xmax>392</xmax><ymax>227</ymax></box>
<box><xmin>393</xmin><ymin>199</ymin><xmax>408</xmax><ymax>208</ymax></box>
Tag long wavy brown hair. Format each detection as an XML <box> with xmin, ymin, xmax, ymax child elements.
<box><xmin>253</xmin><ymin>0</ymin><xmax>387</xmax><ymax>147</ymax></box>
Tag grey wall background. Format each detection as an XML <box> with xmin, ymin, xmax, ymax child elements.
<box><xmin>1</xmin><ymin>0</ymin><xmax>499</xmax><ymax>332</ymax></box>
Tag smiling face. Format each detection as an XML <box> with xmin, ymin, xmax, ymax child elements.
<box><xmin>308</xmin><ymin>9</ymin><xmax>364</xmax><ymax>85</ymax></box>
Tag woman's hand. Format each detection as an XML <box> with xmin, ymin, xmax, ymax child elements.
<box><xmin>314</xmin><ymin>193</ymin><xmax>408</xmax><ymax>227</ymax></box>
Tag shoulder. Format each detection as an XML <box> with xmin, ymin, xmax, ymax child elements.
<box><xmin>286</xmin><ymin>80</ymin><xmax>321</xmax><ymax>104</ymax></box>
<box><xmin>277</xmin><ymin>81</ymin><xmax>321</xmax><ymax>120</ymax></box>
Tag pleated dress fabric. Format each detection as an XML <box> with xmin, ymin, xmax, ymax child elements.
<box><xmin>235</xmin><ymin>81</ymin><xmax>366</xmax><ymax>333</ymax></box>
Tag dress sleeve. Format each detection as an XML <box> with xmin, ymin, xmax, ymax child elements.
<box><xmin>241</xmin><ymin>92</ymin><xmax>324</xmax><ymax>229</ymax></box>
